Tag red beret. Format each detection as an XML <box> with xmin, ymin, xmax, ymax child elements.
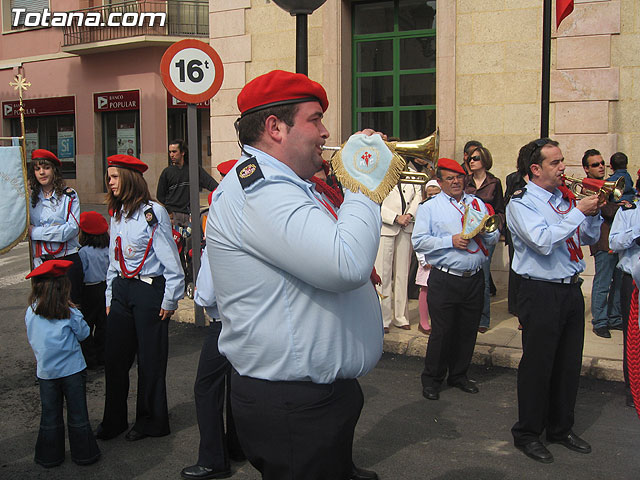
<box><xmin>107</xmin><ymin>154</ymin><xmax>148</xmax><ymax>174</ymax></box>
<box><xmin>79</xmin><ymin>211</ymin><xmax>109</xmax><ymax>236</ymax></box>
<box><xmin>237</xmin><ymin>70</ymin><xmax>329</xmax><ymax>117</ymax></box>
<box><xmin>437</xmin><ymin>158</ymin><xmax>466</xmax><ymax>175</ymax></box>
<box><xmin>31</xmin><ymin>149</ymin><xmax>61</xmax><ymax>167</ymax></box>
<box><xmin>26</xmin><ymin>259</ymin><xmax>73</xmax><ymax>279</ymax></box>
<box><xmin>217</xmin><ymin>159</ymin><xmax>237</xmax><ymax>176</ymax></box>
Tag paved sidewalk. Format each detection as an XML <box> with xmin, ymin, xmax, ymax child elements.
<box><xmin>174</xmin><ymin>278</ymin><xmax>626</xmax><ymax>383</ymax></box>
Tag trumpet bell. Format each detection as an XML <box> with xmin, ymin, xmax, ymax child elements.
<box><xmin>483</xmin><ymin>215</ymin><xmax>500</xmax><ymax>233</ymax></box>
<box><xmin>605</xmin><ymin>176</ymin><xmax>625</xmax><ymax>202</ymax></box>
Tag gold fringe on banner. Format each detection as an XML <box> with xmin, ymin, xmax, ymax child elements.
<box><xmin>330</xmin><ymin>140</ymin><xmax>406</xmax><ymax>204</ymax></box>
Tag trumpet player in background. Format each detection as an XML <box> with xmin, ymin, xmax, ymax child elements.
<box><xmin>374</xmin><ymin>151</ymin><xmax>422</xmax><ymax>333</ymax></box>
<box><xmin>412</xmin><ymin>158</ymin><xmax>499</xmax><ymax>401</ymax></box>
<box><xmin>507</xmin><ymin>139</ymin><xmax>602</xmax><ymax>464</ymax></box>
<box><xmin>580</xmin><ymin>149</ymin><xmax>624</xmax><ymax>340</ymax></box>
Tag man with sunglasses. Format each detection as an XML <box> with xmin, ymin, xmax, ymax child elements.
<box><xmin>581</xmin><ymin>149</ymin><xmax>623</xmax><ymax>339</ymax></box>
<box><xmin>507</xmin><ymin>139</ymin><xmax>602</xmax><ymax>464</ymax></box>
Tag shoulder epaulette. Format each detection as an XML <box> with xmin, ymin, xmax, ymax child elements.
<box><xmin>419</xmin><ymin>195</ymin><xmax>436</xmax><ymax>205</ymax></box>
<box><xmin>144</xmin><ymin>206</ymin><xmax>158</xmax><ymax>226</ymax></box>
<box><xmin>64</xmin><ymin>187</ymin><xmax>76</xmax><ymax>197</ymax></box>
<box><xmin>236</xmin><ymin>157</ymin><xmax>264</xmax><ymax>190</ymax></box>
<box><xmin>621</xmin><ymin>201</ymin><xmax>636</xmax><ymax>210</ymax></box>
<box><xmin>511</xmin><ymin>188</ymin><xmax>526</xmax><ymax>199</ymax></box>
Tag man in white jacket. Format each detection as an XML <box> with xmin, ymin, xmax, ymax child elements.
<box><xmin>375</xmin><ymin>176</ymin><xmax>422</xmax><ymax>331</ymax></box>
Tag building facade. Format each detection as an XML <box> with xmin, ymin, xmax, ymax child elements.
<box><xmin>0</xmin><ymin>0</ymin><xmax>211</xmax><ymax>202</ymax></box>
<box><xmin>208</xmin><ymin>0</ymin><xmax>638</xmax><ymax>184</ymax></box>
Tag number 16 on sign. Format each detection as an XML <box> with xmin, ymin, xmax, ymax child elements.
<box><xmin>160</xmin><ymin>39</ymin><xmax>224</xmax><ymax>104</ymax></box>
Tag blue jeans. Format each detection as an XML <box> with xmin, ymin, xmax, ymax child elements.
<box><xmin>590</xmin><ymin>250</ymin><xmax>622</xmax><ymax>329</ymax></box>
<box><xmin>479</xmin><ymin>243</ymin><xmax>496</xmax><ymax>329</ymax></box>
<box><xmin>35</xmin><ymin>370</ymin><xmax>100</xmax><ymax>467</ymax></box>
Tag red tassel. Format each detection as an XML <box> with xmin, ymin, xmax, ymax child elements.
<box><xmin>627</xmin><ymin>283</ymin><xmax>640</xmax><ymax>420</ymax></box>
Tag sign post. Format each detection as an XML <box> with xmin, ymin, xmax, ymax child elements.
<box><xmin>160</xmin><ymin>39</ymin><xmax>224</xmax><ymax>327</ymax></box>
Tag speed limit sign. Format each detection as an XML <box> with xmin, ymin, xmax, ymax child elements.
<box><xmin>160</xmin><ymin>39</ymin><xmax>224</xmax><ymax>104</ymax></box>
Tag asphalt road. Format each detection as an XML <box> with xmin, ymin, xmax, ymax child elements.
<box><xmin>1</xmin><ymin>242</ymin><xmax>639</xmax><ymax>479</ymax></box>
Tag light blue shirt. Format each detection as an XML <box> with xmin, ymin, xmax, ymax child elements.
<box><xmin>106</xmin><ymin>202</ymin><xmax>185</xmax><ymax>311</ymax></box>
<box><xmin>25</xmin><ymin>305</ymin><xmax>89</xmax><ymax>380</ymax></box>
<box><xmin>194</xmin><ymin>245</ymin><xmax>220</xmax><ymax>320</ymax></box>
<box><xmin>30</xmin><ymin>188</ymin><xmax>80</xmax><ymax>264</ymax></box>
<box><xmin>609</xmin><ymin>201</ymin><xmax>640</xmax><ymax>274</ymax></box>
<box><xmin>78</xmin><ymin>245</ymin><xmax>109</xmax><ymax>284</ymax></box>
<box><xmin>412</xmin><ymin>190</ymin><xmax>499</xmax><ymax>271</ymax></box>
<box><xmin>507</xmin><ymin>181</ymin><xmax>602</xmax><ymax>280</ymax></box>
<box><xmin>206</xmin><ymin>145</ymin><xmax>383</xmax><ymax>384</ymax></box>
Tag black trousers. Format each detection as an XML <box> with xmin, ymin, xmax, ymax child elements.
<box><xmin>620</xmin><ymin>271</ymin><xmax>634</xmax><ymax>390</ymax></box>
<box><xmin>421</xmin><ymin>268</ymin><xmax>484</xmax><ymax>388</ymax></box>
<box><xmin>193</xmin><ymin>322</ymin><xmax>242</xmax><ymax>470</ymax></box>
<box><xmin>507</xmin><ymin>242</ymin><xmax>522</xmax><ymax>317</ymax></box>
<box><xmin>61</xmin><ymin>252</ymin><xmax>84</xmax><ymax>306</ymax></box>
<box><xmin>80</xmin><ymin>281</ymin><xmax>107</xmax><ymax>367</ymax></box>
<box><xmin>100</xmin><ymin>276</ymin><xmax>170</xmax><ymax>437</ymax></box>
<box><xmin>230</xmin><ymin>374</ymin><xmax>364</xmax><ymax>480</ymax></box>
<box><xmin>511</xmin><ymin>279</ymin><xmax>585</xmax><ymax>446</ymax></box>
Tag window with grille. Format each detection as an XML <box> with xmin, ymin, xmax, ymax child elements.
<box><xmin>352</xmin><ymin>0</ymin><xmax>436</xmax><ymax>139</ymax></box>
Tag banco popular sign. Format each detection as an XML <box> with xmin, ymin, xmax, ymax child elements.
<box><xmin>93</xmin><ymin>90</ymin><xmax>140</xmax><ymax>112</ymax></box>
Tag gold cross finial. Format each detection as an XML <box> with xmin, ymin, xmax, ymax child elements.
<box><xmin>9</xmin><ymin>74</ymin><xmax>30</xmax><ymax>98</ymax></box>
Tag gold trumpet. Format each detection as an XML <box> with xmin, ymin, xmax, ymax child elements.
<box><xmin>322</xmin><ymin>129</ymin><xmax>439</xmax><ymax>185</ymax></box>
<box><xmin>483</xmin><ymin>215</ymin><xmax>501</xmax><ymax>233</ymax></box>
<box><xmin>563</xmin><ymin>175</ymin><xmax>625</xmax><ymax>203</ymax></box>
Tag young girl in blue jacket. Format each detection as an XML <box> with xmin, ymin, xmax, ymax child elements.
<box><xmin>25</xmin><ymin>259</ymin><xmax>100</xmax><ymax>468</ymax></box>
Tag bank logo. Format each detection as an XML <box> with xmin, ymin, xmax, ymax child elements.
<box><xmin>4</xmin><ymin>104</ymin><xmax>13</xmax><ymax>117</ymax></box>
<box><xmin>97</xmin><ymin>96</ymin><xmax>108</xmax><ymax>109</ymax></box>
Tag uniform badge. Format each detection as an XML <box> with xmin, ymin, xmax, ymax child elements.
<box><xmin>236</xmin><ymin>158</ymin><xmax>264</xmax><ymax>190</ymax></box>
<box><xmin>64</xmin><ymin>186</ymin><xmax>75</xmax><ymax>198</ymax></box>
<box><xmin>124</xmin><ymin>245</ymin><xmax>136</xmax><ymax>258</ymax></box>
<box><xmin>511</xmin><ymin>188</ymin><xmax>526</xmax><ymax>199</ymax></box>
<box><xmin>144</xmin><ymin>207</ymin><xmax>158</xmax><ymax>226</ymax></box>
<box><xmin>621</xmin><ymin>201</ymin><xmax>636</xmax><ymax>210</ymax></box>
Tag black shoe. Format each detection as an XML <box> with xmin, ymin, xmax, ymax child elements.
<box><xmin>95</xmin><ymin>423</ymin><xmax>127</xmax><ymax>440</ymax></box>
<box><xmin>517</xmin><ymin>441</ymin><xmax>553</xmax><ymax>463</ymax></box>
<box><xmin>422</xmin><ymin>386</ymin><xmax>440</xmax><ymax>400</ymax></box>
<box><xmin>125</xmin><ymin>429</ymin><xmax>148</xmax><ymax>442</ymax></box>
<box><xmin>447</xmin><ymin>378</ymin><xmax>479</xmax><ymax>394</ymax></box>
<box><xmin>180</xmin><ymin>465</ymin><xmax>232</xmax><ymax>479</ymax></box>
<box><xmin>548</xmin><ymin>432</ymin><xmax>591</xmax><ymax>454</ymax></box>
<box><xmin>351</xmin><ymin>464</ymin><xmax>378</xmax><ymax>480</ymax></box>
<box><xmin>626</xmin><ymin>392</ymin><xmax>635</xmax><ymax>408</ymax></box>
<box><xmin>593</xmin><ymin>327</ymin><xmax>611</xmax><ymax>338</ymax></box>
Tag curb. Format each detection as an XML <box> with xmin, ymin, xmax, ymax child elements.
<box><xmin>174</xmin><ymin>304</ymin><xmax>624</xmax><ymax>383</ymax></box>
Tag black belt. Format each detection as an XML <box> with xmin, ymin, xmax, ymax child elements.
<box><xmin>433</xmin><ymin>266</ymin><xmax>481</xmax><ymax>278</ymax></box>
<box><xmin>118</xmin><ymin>273</ymin><xmax>158</xmax><ymax>284</ymax></box>
<box><xmin>521</xmin><ymin>273</ymin><xmax>580</xmax><ymax>284</ymax></box>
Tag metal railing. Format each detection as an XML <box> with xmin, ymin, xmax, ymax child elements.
<box><xmin>62</xmin><ymin>0</ymin><xmax>208</xmax><ymax>47</ymax></box>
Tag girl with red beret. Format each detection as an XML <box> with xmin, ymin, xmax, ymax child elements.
<box><xmin>27</xmin><ymin>149</ymin><xmax>83</xmax><ymax>305</ymax></box>
<box><xmin>96</xmin><ymin>155</ymin><xmax>184</xmax><ymax>442</ymax></box>
<box><xmin>25</xmin><ymin>260</ymin><xmax>100</xmax><ymax>468</ymax></box>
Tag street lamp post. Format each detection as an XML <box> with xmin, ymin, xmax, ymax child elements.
<box><xmin>272</xmin><ymin>0</ymin><xmax>327</xmax><ymax>75</ymax></box>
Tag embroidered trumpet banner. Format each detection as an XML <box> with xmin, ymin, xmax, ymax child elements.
<box><xmin>0</xmin><ymin>145</ymin><xmax>28</xmax><ymax>254</ymax></box>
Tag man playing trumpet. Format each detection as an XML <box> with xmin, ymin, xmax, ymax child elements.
<box><xmin>507</xmin><ymin>139</ymin><xmax>602</xmax><ymax>464</ymax></box>
<box><xmin>412</xmin><ymin>158</ymin><xmax>499</xmax><ymax>401</ymax></box>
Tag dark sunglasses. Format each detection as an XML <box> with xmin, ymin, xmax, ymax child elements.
<box><xmin>589</xmin><ymin>161</ymin><xmax>605</xmax><ymax>168</ymax></box>
<box><xmin>469</xmin><ymin>156</ymin><xmax>482</xmax><ymax>162</ymax></box>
